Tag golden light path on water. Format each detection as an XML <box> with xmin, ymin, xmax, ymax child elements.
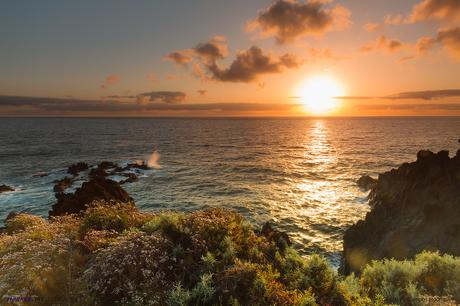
<box><xmin>261</xmin><ymin>120</ymin><xmax>368</xmax><ymax>263</ymax></box>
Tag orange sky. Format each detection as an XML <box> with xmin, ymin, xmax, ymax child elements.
<box><xmin>1</xmin><ymin>0</ymin><xmax>460</xmax><ymax>117</ymax></box>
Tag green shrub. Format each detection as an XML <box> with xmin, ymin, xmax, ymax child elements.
<box><xmin>1</xmin><ymin>204</ymin><xmax>459</xmax><ymax>306</ymax></box>
<box><xmin>360</xmin><ymin>251</ymin><xmax>460</xmax><ymax>305</ymax></box>
<box><xmin>4</xmin><ymin>213</ymin><xmax>47</xmax><ymax>234</ymax></box>
<box><xmin>79</xmin><ymin>201</ymin><xmax>146</xmax><ymax>238</ymax></box>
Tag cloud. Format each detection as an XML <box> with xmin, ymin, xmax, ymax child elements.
<box><xmin>437</xmin><ymin>27</ymin><xmax>460</xmax><ymax>56</ymax></box>
<box><xmin>0</xmin><ymin>95</ymin><xmax>300</xmax><ymax>115</ymax></box>
<box><xmin>384</xmin><ymin>0</ymin><xmax>460</xmax><ymax>25</ymax></box>
<box><xmin>358</xmin><ymin>103</ymin><xmax>460</xmax><ymax>111</ymax></box>
<box><xmin>164</xmin><ymin>51</ymin><xmax>193</xmax><ymax>66</ymax></box>
<box><xmin>247</xmin><ymin>0</ymin><xmax>351</xmax><ymax>44</ymax></box>
<box><xmin>407</xmin><ymin>27</ymin><xmax>460</xmax><ymax>59</ymax></box>
<box><xmin>335</xmin><ymin>89</ymin><xmax>460</xmax><ymax>100</ymax></box>
<box><xmin>164</xmin><ymin>36</ymin><xmax>228</xmax><ymax>67</ymax></box>
<box><xmin>416</xmin><ymin>36</ymin><xmax>437</xmax><ymax>54</ymax></box>
<box><xmin>363</xmin><ymin>23</ymin><xmax>382</xmax><ymax>32</ymax></box>
<box><xmin>104</xmin><ymin>91</ymin><xmax>187</xmax><ymax>104</ymax></box>
<box><xmin>206</xmin><ymin>46</ymin><xmax>302</xmax><ymax>82</ymax></box>
<box><xmin>384</xmin><ymin>89</ymin><xmax>460</xmax><ymax>100</ymax></box>
<box><xmin>360</xmin><ymin>35</ymin><xmax>404</xmax><ymax>53</ymax></box>
<box><xmin>409</xmin><ymin>0</ymin><xmax>460</xmax><ymax>22</ymax></box>
<box><xmin>197</xmin><ymin>90</ymin><xmax>207</xmax><ymax>96</ymax></box>
<box><xmin>193</xmin><ymin>36</ymin><xmax>228</xmax><ymax>61</ymax></box>
<box><xmin>166</xmin><ymin>37</ymin><xmax>303</xmax><ymax>83</ymax></box>
<box><xmin>100</xmin><ymin>74</ymin><xmax>121</xmax><ymax>90</ymax></box>
<box><xmin>136</xmin><ymin>91</ymin><xmax>186</xmax><ymax>104</ymax></box>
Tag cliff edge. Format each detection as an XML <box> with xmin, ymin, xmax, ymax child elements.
<box><xmin>342</xmin><ymin>149</ymin><xmax>460</xmax><ymax>274</ymax></box>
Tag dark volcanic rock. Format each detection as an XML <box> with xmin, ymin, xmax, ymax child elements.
<box><xmin>125</xmin><ymin>162</ymin><xmax>150</xmax><ymax>171</ymax></box>
<box><xmin>356</xmin><ymin>175</ymin><xmax>377</xmax><ymax>191</ymax></box>
<box><xmin>89</xmin><ymin>167</ymin><xmax>109</xmax><ymax>178</ymax></box>
<box><xmin>49</xmin><ymin>177</ymin><xmax>133</xmax><ymax>217</ymax></box>
<box><xmin>67</xmin><ymin>162</ymin><xmax>89</xmax><ymax>176</ymax></box>
<box><xmin>120</xmin><ymin>173</ymin><xmax>139</xmax><ymax>184</ymax></box>
<box><xmin>98</xmin><ymin>161</ymin><xmax>118</xmax><ymax>170</ymax></box>
<box><xmin>53</xmin><ymin>177</ymin><xmax>74</xmax><ymax>193</ymax></box>
<box><xmin>342</xmin><ymin>150</ymin><xmax>460</xmax><ymax>274</ymax></box>
<box><xmin>0</xmin><ymin>185</ymin><xmax>14</xmax><ymax>193</ymax></box>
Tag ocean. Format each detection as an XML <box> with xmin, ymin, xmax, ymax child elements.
<box><xmin>1</xmin><ymin>117</ymin><xmax>459</xmax><ymax>265</ymax></box>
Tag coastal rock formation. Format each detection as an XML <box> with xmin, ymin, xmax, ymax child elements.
<box><xmin>356</xmin><ymin>175</ymin><xmax>377</xmax><ymax>191</ymax></box>
<box><xmin>0</xmin><ymin>185</ymin><xmax>14</xmax><ymax>193</ymax></box>
<box><xmin>67</xmin><ymin>162</ymin><xmax>89</xmax><ymax>176</ymax></box>
<box><xmin>49</xmin><ymin>177</ymin><xmax>133</xmax><ymax>217</ymax></box>
<box><xmin>342</xmin><ymin>150</ymin><xmax>460</xmax><ymax>274</ymax></box>
<box><xmin>53</xmin><ymin>177</ymin><xmax>74</xmax><ymax>193</ymax></box>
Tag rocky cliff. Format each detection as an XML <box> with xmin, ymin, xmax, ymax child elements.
<box><xmin>342</xmin><ymin>149</ymin><xmax>460</xmax><ymax>274</ymax></box>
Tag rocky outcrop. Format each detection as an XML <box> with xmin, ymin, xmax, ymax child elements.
<box><xmin>53</xmin><ymin>177</ymin><xmax>74</xmax><ymax>193</ymax></box>
<box><xmin>49</xmin><ymin>177</ymin><xmax>133</xmax><ymax>217</ymax></box>
<box><xmin>0</xmin><ymin>185</ymin><xmax>14</xmax><ymax>193</ymax></box>
<box><xmin>342</xmin><ymin>150</ymin><xmax>460</xmax><ymax>274</ymax></box>
<box><xmin>357</xmin><ymin>175</ymin><xmax>377</xmax><ymax>191</ymax></box>
<box><xmin>67</xmin><ymin>162</ymin><xmax>89</xmax><ymax>176</ymax></box>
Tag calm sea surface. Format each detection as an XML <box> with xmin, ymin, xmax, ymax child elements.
<box><xmin>1</xmin><ymin>117</ymin><xmax>459</xmax><ymax>264</ymax></box>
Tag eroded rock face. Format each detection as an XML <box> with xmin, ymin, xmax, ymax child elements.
<box><xmin>342</xmin><ymin>150</ymin><xmax>460</xmax><ymax>274</ymax></box>
<box><xmin>0</xmin><ymin>185</ymin><xmax>14</xmax><ymax>193</ymax></box>
<box><xmin>49</xmin><ymin>177</ymin><xmax>133</xmax><ymax>217</ymax></box>
<box><xmin>357</xmin><ymin>175</ymin><xmax>377</xmax><ymax>191</ymax></box>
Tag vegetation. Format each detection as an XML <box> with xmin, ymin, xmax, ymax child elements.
<box><xmin>0</xmin><ymin>201</ymin><xmax>459</xmax><ymax>305</ymax></box>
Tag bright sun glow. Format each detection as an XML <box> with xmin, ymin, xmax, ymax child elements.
<box><xmin>296</xmin><ymin>76</ymin><xmax>345</xmax><ymax>115</ymax></box>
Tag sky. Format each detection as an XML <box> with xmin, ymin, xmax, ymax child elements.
<box><xmin>1</xmin><ymin>0</ymin><xmax>460</xmax><ymax>117</ymax></box>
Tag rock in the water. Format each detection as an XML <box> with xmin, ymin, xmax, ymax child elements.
<box><xmin>67</xmin><ymin>162</ymin><xmax>89</xmax><ymax>176</ymax></box>
<box><xmin>89</xmin><ymin>167</ymin><xmax>109</xmax><ymax>178</ymax></box>
<box><xmin>342</xmin><ymin>150</ymin><xmax>460</xmax><ymax>274</ymax></box>
<box><xmin>0</xmin><ymin>185</ymin><xmax>14</xmax><ymax>193</ymax></box>
<box><xmin>120</xmin><ymin>173</ymin><xmax>139</xmax><ymax>184</ymax></box>
<box><xmin>53</xmin><ymin>177</ymin><xmax>74</xmax><ymax>193</ymax></box>
<box><xmin>356</xmin><ymin>175</ymin><xmax>377</xmax><ymax>191</ymax></box>
<box><xmin>98</xmin><ymin>161</ymin><xmax>118</xmax><ymax>170</ymax></box>
<box><xmin>49</xmin><ymin>177</ymin><xmax>133</xmax><ymax>217</ymax></box>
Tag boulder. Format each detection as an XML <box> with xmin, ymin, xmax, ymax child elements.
<box><xmin>89</xmin><ymin>167</ymin><xmax>109</xmax><ymax>178</ymax></box>
<box><xmin>341</xmin><ymin>150</ymin><xmax>460</xmax><ymax>274</ymax></box>
<box><xmin>356</xmin><ymin>175</ymin><xmax>377</xmax><ymax>191</ymax></box>
<box><xmin>49</xmin><ymin>177</ymin><xmax>133</xmax><ymax>217</ymax></box>
<box><xmin>53</xmin><ymin>177</ymin><xmax>74</xmax><ymax>193</ymax></box>
<box><xmin>67</xmin><ymin>162</ymin><xmax>89</xmax><ymax>176</ymax></box>
<box><xmin>98</xmin><ymin>161</ymin><xmax>118</xmax><ymax>170</ymax></box>
<box><xmin>0</xmin><ymin>185</ymin><xmax>14</xmax><ymax>193</ymax></box>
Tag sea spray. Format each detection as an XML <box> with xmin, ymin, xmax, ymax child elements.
<box><xmin>147</xmin><ymin>151</ymin><xmax>161</xmax><ymax>169</ymax></box>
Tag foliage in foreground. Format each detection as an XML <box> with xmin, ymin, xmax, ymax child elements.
<box><xmin>0</xmin><ymin>201</ymin><xmax>459</xmax><ymax>306</ymax></box>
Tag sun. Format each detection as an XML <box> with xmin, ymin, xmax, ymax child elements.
<box><xmin>295</xmin><ymin>75</ymin><xmax>345</xmax><ymax>115</ymax></box>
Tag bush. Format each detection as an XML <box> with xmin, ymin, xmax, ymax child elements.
<box><xmin>4</xmin><ymin>213</ymin><xmax>47</xmax><ymax>234</ymax></box>
<box><xmin>1</xmin><ymin>203</ymin><xmax>459</xmax><ymax>306</ymax></box>
<box><xmin>79</xmin><ymin>201</ymin><xmax>147</xmax><ymax>238</ymax></box>
<box><xmin>359</xmin><ymin>251</ymin><xmax>460</xmax><ymax>305</ymax></box>
<box><xmin>0</xmin><ymin>215</ymin><xmax>87</xmax><ymax>305</ymax></box>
